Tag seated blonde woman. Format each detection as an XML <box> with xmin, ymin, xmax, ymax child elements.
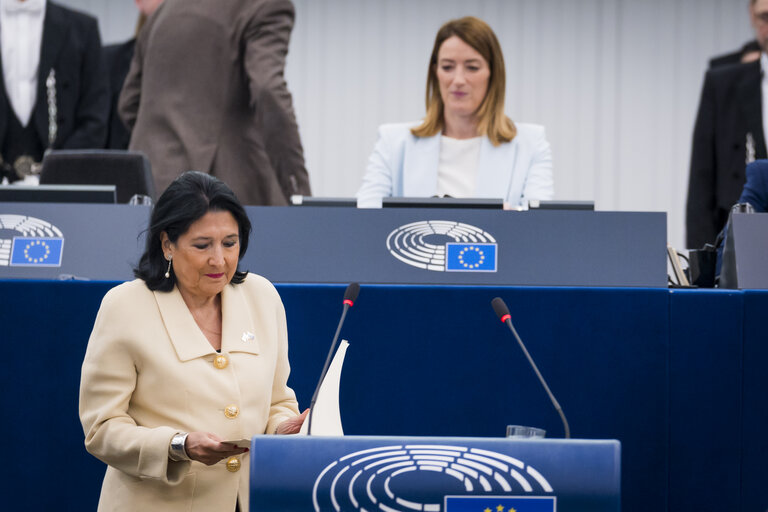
<box><xmin>357</xmin><ymin>16</ymin><xmax>553</xmax><ymax>208</ymax></box>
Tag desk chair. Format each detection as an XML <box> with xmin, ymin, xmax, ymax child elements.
<box><xmin>39</xmin><ymin>150</ymin><xmax>155</xmax><ymax>204</ymax></box>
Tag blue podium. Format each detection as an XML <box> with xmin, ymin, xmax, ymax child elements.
<box><xmin>249</xmin><ymin>436</ymin><xmax>620</xmax><ymax>512</ymax></box>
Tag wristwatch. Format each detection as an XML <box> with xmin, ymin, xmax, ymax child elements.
<box><xmin>169</xmin><ymin>432</ymin><xmax>190</xmax><ymax>461</ymax></box>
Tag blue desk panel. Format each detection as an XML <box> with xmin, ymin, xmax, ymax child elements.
<box><xmin>0</xmin><ymin>281</ymin><xmax>762</xmax><ymax>511</ymax></box>
<box><xmin>668</xmin><ymin>290</ymin><xmax>744</xmax><ymax>511</ymax></box>
<box><xmin>742</xmin><ymin>291</ymin><xmax>768</xmax><ymax>511</ymax></box>
<box><xmin>0</xmin><ymin>280</ymin><xmax>113</xmax><ymax>511</ymax></box>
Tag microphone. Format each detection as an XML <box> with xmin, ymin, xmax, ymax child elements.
<box><xmin>307</xmin><ymin>283</ymin><xmax>360</xmax><ymax>435</ymax></box>
<box><xmin>491</xmin><ymin>297</ymin><xmax>571</xmax><ymax>439</ymax></box>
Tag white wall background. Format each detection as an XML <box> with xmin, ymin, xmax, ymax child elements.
<box><xmin>60</xmin><ymin>0</ymin><xmax>754</xmax><ymax>249</ymax></box>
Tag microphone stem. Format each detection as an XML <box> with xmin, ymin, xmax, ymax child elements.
<box><xmin>506</xmin><ymin>319</ymin><xmax>571</xmax><ymax>439</ymax></box>
<box><xmin>307</xmin><ymin>304</ymin><xmax>349</xmax><ymax>435</ymax></box>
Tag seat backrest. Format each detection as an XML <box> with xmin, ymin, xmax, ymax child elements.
<box><xmin>39</xmin><ymin>150</ymin><xmax>155</xmax><ymax>204</ymax></box>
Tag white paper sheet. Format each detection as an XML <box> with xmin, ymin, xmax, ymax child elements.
<box><xmin>299</xmin><ymin>339</ymin><xmax>349</xmax><ymax>436</ymax></box>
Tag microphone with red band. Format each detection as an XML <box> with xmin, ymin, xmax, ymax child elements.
<box><xmin>491</xmin><ymin>297</ymin><xmax>571</xmax><ymax>439</ymax></box>
<box><xmin>307</xmin><ymin>283</ymin><xmax>360</xmax><ymax>435</ymax></box>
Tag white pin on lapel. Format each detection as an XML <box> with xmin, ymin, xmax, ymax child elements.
<box><xmin>746</xmin><ymin>132</ymin><xmax>756</xmax><ymax>164</ymax></box>
<box><xmin>241</xmin><ymin>331</ymin><xmax>255</xmax><ymax>343</ymax></box>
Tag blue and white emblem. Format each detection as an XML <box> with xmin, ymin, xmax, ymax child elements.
<box><xmin>0</xmin><ymin>215</ymin><xmax>64</xmax><ymax>267</ymax></box>
<box><xmin>446</xmin><ymin>243</ymin><xmax>497</xmax><ymax>272</ymax></box>
<box><xmin>312</xmin><ymin>444</ymin><xmax>554</xmax><ymax>512</ymax></box>
<box><xmin>10</xmin><ymin>237</ymin><xmax>64</xmax><ymax>266</ymax></box>
<box><xmin>386</xmin><ymin>221</ymin><xmax>498</xmax><ymax>272</ymax></box>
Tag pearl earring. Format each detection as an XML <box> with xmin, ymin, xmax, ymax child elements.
<box><xmin>164</xmin><ymin>255</ymin><xmax>172</xmax><ymax>279</ymax></box>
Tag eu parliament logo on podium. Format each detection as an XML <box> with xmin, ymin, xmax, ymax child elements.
<box><xmin>386</xmin><ymin>220</ymin><xmax>499</xmax><ymax>272</ymax></box>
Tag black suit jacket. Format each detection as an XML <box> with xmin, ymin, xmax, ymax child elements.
<box><xmin>686</xmin><ymin>60</ymin><xmax>767</xmax><ymax>248</ymax></box>
<box><xmin>0</xmin><ymin>2</ymin><xmax>108</xmax><ymax>153</ymax></box>
<box><xmin>708</xmin><ymin>40</ymin><xmax>760</xmax><ymax>69</ymax></box>
<box><xmin>102</xmin><ymin>39</ymin><xmax>135</xmax><ymax>149</ymax></box>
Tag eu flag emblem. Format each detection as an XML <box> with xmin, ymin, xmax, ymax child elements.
<box><xmin>10</xmin><ymin>237</ymin><xmax>64</xmax><ymax>267</ymax></box>
<box><xmin>445</xmin><ymin>243</ymin><xmax>497</xmax><ymax>272</ymax></box>
<box><xmin>445</xmin><ymin>495</ymin><xmax>556</xmax><ymax>511</ymax></box>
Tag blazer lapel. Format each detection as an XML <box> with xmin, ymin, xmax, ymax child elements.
<box><xmin>403</xmin><ymin>133</ymin><xmax>440</xmax><ymax>196</ymax></box>
<box><xmin>220</xmin><ymin>284</ymin><xmax>260</xmax><ymax>355</ymax></box>
<box><xmin>34</xmin><ymin>2</ymin><xmax>67</xmax><ymax>143</ymax></box>
<box><xmin>738</xmin><ymin>61</ymin><xmax>767</xmax><ymax>159</ymax></box>
<box><xmin>476</xmin><ymin>136</ymin><xmax>516</xmax><ymax>198</ymax></box>
<box><xmin>154</xmin><ymin>286</ymin><xmax>216</xmax><ymax>362</ymax></box>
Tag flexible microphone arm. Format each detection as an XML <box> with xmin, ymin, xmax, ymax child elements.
<box><xmin>307</xmin><ymin>283</ymin><xmax>360</xmax><ymax>435</ymax></box>
<box><xmin>491</xmin><ymin>297</ymin><xmax>571</xmax><ymax>439</ymax></box>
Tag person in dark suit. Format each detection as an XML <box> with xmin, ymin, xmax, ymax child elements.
<box><xmin>739</xmin><ymin>159</ymin><xmax>768</xmax><ymax>211</ymax></box>
<box><xmin>0</xmin><ymin>0</ymin><xmax>108</xmax><ymax>183</ymax></box>
<box><xmin>102</xmin><ymin>0</ymin><xmax>163</xmax><ymax>150</ymax></box>
<box><xmin>686</xmin><ymin>0</ymin><xmax>768</xmax><ymax>248</ymax></box>
<box><xmin>119</xmin><ymin>0</ymin><xmax>311</xmax><ymax>205</ymax></box>
<box><xmin>709</xmin><ymin>40</ymin><xmax>761</xmax><ymax>69</ymax></box>
<box><xmin>102</xmin><ymin>40</ymin><xmax>135</xmax><ymax>150</ymax></box>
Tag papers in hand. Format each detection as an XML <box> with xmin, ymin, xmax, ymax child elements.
<box><xmin>224</xmin><ymin>439</ymin><xmax>251</xmax><ymax>449</ymax></box>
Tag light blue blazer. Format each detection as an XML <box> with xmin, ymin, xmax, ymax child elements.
<box><xmin>356</xmin><ymin>121</ymin><xmax>554</xmax><ymax>207</ymax></box>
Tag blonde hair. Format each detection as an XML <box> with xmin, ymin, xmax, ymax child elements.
<box><xmin>411</xmin><ymin>16</ymin><xmax>516</xmax><ymax>146</ymax></box>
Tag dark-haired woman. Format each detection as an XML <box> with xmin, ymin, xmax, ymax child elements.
<box><xmin>357</xmin><ymin>16</ymin><xmax>553</xmax><ymax>208</ymax></box>
<box><xmin>79</xmin><ymin>171</ymin><xmax>306</xmax><ymax>512</ymax></box>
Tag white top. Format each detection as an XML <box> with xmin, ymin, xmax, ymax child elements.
<box><xmin>436</xmin><ymin>135</ymin><xmax>482</xmax><ymax>198</ymax></box>
<box><xmin>762</xmin><ymin>52</ymin><xmax>768</xmax><ymax>154</ymax></box>
<box><xmin>0</xmin><ymin>0</ymin><xmax>46</xmax><ymax>127</ymax></box>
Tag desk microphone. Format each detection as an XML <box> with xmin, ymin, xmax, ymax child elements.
<box><xmin>491</xmin><ymin>297</ymin><xmax>571</xmax><ymax>439</ymax></box>
<box><xmin>307</xmin><ymin>283</ymin><xmax>360</xmax><ymax>435</ymax></box>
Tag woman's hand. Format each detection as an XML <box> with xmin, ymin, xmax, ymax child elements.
<box><xmin>275</xmin><ymin>408</ymin><xmax>309</xmax><ymax>435</ymax></box>
<box><xmin>184</xmin><ymin>431</ymin><xmax>247</xmax><ymax>466</ymax></box>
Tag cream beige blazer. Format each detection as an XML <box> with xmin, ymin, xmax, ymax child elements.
<box><xmin>79</xmin><ymin>275</ymin><xmax>300</xmax><ymax>512</ymax></box>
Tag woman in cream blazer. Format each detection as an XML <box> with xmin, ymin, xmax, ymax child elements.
<box><xmin>79</xmin><ymin>172</ymin><xmax>303</xmax><ymax>512</ymax></box>
<box><xmin>357</xmin><ymin>16</ymin><xmax>553</xmax><ymax>208</ymax></box>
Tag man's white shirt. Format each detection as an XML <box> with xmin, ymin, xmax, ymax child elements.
<box><xmin>0</xmin><ymin>0</ymin><xmax>46</xmax><ymax>127</ymax></box>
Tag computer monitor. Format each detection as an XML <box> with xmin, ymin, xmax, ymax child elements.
<box><xmin>382</xmin><ymin>197</ymin><xmax>504</xmax><ymax>209</ymax></box>
<box><xmin>290</xmin><ymin>196</ymin><xmax>357</xmax><ymax>207</ymax></box>
<box><xmin>0</xmin><ymin>184</ymin><xmax>117</xmax><ymax>204</ymax></box>
<box><xmin>528</xmin><ymin>200</ymin><xmax>595</xmax><ymax>210</ymax></box>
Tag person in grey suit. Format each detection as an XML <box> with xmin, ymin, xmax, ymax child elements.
<box><xmin>119</xmin><ymin>0</ymin><xmax>311</xmax><ymax>205</ymax></box>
